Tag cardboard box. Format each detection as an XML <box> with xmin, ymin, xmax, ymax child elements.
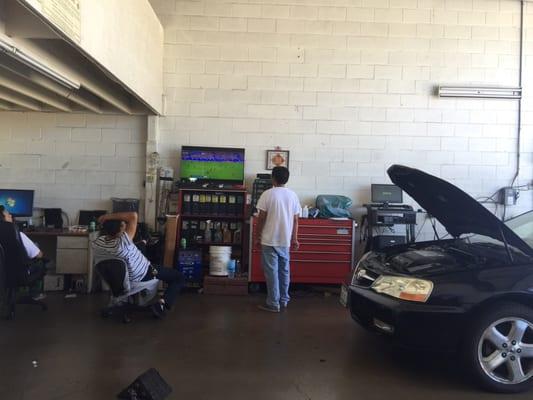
<box><xmin>43</xmin><ymin>274</ymin><xmax>64</xmax><ymax>291</ymax></box>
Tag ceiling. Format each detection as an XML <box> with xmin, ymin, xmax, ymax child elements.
<box><xmin>0</xmin><ymin>0</ymin><xmax>159</xmax><ymax>115</ymax></box>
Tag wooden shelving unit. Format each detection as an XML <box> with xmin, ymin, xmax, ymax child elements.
<box><xmin>173</xmin><ymin>188</ymin><xmax>248</xmax><ymax>286</ymax></box>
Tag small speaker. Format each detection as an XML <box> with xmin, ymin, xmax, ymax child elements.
<box><xmin>117</xmin><ymin>368</ymin><xmax>172</xmax><ymax>400</ymax></box>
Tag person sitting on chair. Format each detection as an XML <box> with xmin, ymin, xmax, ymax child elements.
<box><xmin>0</xmin><ymin>205</ymin><xmax>47</xmax><ymax>300</ymax></box>
<box><xmin>92</xmin><ymin>212</ymin><xmax>182</xmax><ymax>318</ymax></box>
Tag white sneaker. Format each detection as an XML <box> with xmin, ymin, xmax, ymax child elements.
<box><xmin>257</xmin><ymin>304</ymin><xmax>280</xmax><ymax>313</ymax></box>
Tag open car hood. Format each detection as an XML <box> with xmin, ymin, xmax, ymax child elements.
<box><xmin>387</xmin><ymin>165</ymin><xmax>533</xmax><ymax>256</ymax></box>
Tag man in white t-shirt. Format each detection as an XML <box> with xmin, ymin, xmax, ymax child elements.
<box><xmin>0</xmin><ymin>205</ymin><xmax>46</xmax><ymax>300</ymax></box>
<box><xmin>254</xmin><ymin>166</ymin><xmax>300</xmax><ymax>312</ymax></box>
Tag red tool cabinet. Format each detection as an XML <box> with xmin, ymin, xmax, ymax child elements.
<box><xmin>249</xmin><ymin>217</ymin><xmax>357</xmax><ymax>284</ymax></box>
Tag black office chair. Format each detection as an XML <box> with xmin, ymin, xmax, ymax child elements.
<box><xmin>96</xmin><ymin>259</ymin><xmax>158</xmax><ymax>324</ymax></box>
<box><xmin>0</xmin><ymin>222</ymin><xmax>47</xmax><ymax>320</ymax></box>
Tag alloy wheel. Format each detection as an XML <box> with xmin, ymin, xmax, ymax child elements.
<box><xmin>478</xmin><ymin>317</ymin><xmax>533</xmax><ymax>385</ymax></box>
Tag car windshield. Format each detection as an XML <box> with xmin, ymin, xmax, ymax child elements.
<box><xmin>504</xmin><ymin>210</ymin><xmax>533</xmax><ymax>247</ymax></box>
<box><xmin>464</xmin><ymin>210</ymin><xmax>533</xmax><ymax>249</ymax></box>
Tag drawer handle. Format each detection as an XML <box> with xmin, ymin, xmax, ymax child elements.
<box><xmin>291</xmin><ymin>259</ymin><xmax>348</xmax><ymax>264</ymax></box>
<box><xmin>293</xmin><ymin>251</ymin><xmax>351</xmax><ymax>255</ymax></box>
<box><xmin>299</xmin><ymin>234</ymin><xmax>351</xmax><ymax>237</ymax></box>
<box><xmin>299</xmin><ymin>225</ymin><xmax>354</xmax><ymax>228</ymax></box>
<box><xmin>298</xmin><ymin>242</ymin><xmax>351</xmax><ymax>245</ymax></box>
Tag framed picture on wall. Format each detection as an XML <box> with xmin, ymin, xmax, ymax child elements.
<box><xmin>266</xmin><ymin>149</ymin><xmax>290</xmax><ymax>170</ymax></box>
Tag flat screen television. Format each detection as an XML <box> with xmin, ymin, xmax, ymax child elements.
<box><xmin>180</xmin><ymin>146</ymin><xmax>245</xmax><ymax>184</ymax></box>
<box><xmin>0</xmin><ymin>189</ymin><xmax>34</xmax><ymax>217</ymax></box>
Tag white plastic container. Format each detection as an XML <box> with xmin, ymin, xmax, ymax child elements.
<box><xmin>302</xmin><ymin>205</ymin><xmax>309</xmax><ymax>218</ymax></box>
<box><xmin>209</xmin><ymin>246</ymin><xmax>232</xmax><ymax>276</ymax></box>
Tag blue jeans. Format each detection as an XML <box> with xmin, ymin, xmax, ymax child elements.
<box><xmin>261</xmin><ymin>246</ymin><xmax>290</xmax><ymax>309</ymax></box>
<box><xmin>142</xmin><ymin>266</ymin><xmax>183</xmax><ymax>308</ymax></box>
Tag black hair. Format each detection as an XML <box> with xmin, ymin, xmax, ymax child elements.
<box><xmin>0</xmin><ymin>205</ymin><xmax>5</xmax><ymax>221</ymax></box>
<box><xmin>101</xmin><ymin>220</ymin><xmax>123</xmax><ymax>236</ymax></box>
<box><xmin>272</xmin><ymin>166</ymin><xmax>290</xmax><ymax>185</ymax></box>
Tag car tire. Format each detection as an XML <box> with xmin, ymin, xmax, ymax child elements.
<box><xmin>464</xmin><ymin>302</ymin><xmax>533</xmax><ymax>393</ymax></box>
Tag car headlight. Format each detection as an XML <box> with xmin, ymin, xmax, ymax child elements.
<box><xmin>371</xmin><ymin>275</ymin><xmax>433</xmax><ymax>303</ymax></box>
<box><xmin>351</xmin><ymin>252</ymin><xmax>372</xmax><ymax>285</ymax></box>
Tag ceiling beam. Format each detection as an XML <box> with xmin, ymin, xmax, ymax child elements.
<box><xmin>0</xmin><ymin>86</ymin><xmax>41</xmax><ymax>111</ymax></box>
<box><xmin>18</xmin><ymin>39</ymin><xmax>134</xmax><ymax>114</ymax></box>
<box><xmin>0</xmin><ymin>99</ymin><xmax>17</xmax><ymax>111</ymax></box>
<box><xmin>0</xmin><ymin>53</ymin><xmax>103</xmax><ymax>113</ymax></box>
<box><xmin>0</xmin><ymin>68</ymin><xmax>72</xmax><ymax>112</ymax></box>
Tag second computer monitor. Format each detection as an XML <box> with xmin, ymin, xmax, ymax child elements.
<box><xmin>78</xmin><ymin>210</ymin><xmax>107</xmax><ymax>226</ymax></box>
<box><xmin>371</xmin><ymin>184</ymin><xmax>403</xmax><ymax>204</ymax></box>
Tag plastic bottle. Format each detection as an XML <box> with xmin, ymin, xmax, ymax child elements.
<box><xmin>227</xmin><ymin>259</ymin><xmax>236</xmax><ymax>279</ymax></box>
<box><xmin>89</xmin><ymin>218</ymin><xmax>96</xmax><ymax>232</ymax></box>
<box><xmin>204</xmin><ymin>221</ymin><xmax>211</xmax><ymax>244</ymax></box>
<box><xmin>214</xmin><ymin>222</ymin><xmax>223</xmax><ymax>243</ymax></box>
<box><xmin>302</xmin><ymin>205</ymin><xmax>309</xmax><ymax>218</ymax></box>
<box><xmin>223</xmin><ymin>224</ymin><xmax>232</xmax><ymax>244</ymax></box>
<box><xmin>235</xmin><ymin>259</ymin><xmax>241</xmax><ymax>276</ymax></box>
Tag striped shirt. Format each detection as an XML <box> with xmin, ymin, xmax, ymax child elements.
<box><xmin>92</xmin><ymin>232</ymin><xmax>150</xmax><ymax>282</ymax></box>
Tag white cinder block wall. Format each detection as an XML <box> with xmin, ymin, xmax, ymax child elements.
<box><xmin>152</xmin><ymin>0</ymin><xmax>533</xmax><ymax>235</ymax></box>
<box><xmin>1</xmin><ymin>0</ymin><xmax>532</xmax><ymax>236</ymax></box>
<box><xmin>0</xmin><ymin>112</ymin><xmax>147</xmax><ymax>223</ymax></box>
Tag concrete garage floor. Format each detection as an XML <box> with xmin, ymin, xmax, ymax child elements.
<box><xmin>0</xmin><ymin>293</ymin><xmax>531</xmax><ymax>400</ymax></box>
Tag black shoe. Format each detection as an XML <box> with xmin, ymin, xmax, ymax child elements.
<box><xmin>151</xmin><ymin>303</ymin><xmax>165</xmax><ymax>319</ymax></box>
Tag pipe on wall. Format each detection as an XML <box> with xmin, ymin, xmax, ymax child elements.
<box><xmin>512</xmin><ymin>0</ymin><xmax>525</xmax><ymax>186</ymax></box>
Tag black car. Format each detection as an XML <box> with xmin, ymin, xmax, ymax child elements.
<box><xmin>341</xmin><ymin>165</ymin><xmax>533</xmax><ymax>393</ymax></box>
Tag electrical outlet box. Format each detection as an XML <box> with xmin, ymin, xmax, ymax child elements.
<box><xmin>499</xmin><ymin>187</ymin><xmax>518</xmax><ymax>206</ymax></box>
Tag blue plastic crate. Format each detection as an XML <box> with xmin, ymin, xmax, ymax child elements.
<box><xmin>176</xmin><ymin>249</ymin><xmax>203</xmax><ymax>285</ymax></box>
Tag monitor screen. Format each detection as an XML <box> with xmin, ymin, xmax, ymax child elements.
<box><xmin>0</xmin><ymin>189</ymin><xmax>34</xmax><ymax>217</ymax></box>
<box><xmin>180</xmin><ymin>146</ymin><xmax>245</xmax><ymax>184</ymax></box>
<box><xmin>371</xmin><ymin>184</ymin><xmax>402</xmax><ymax>204</ymax></box>
<box><xmin>78</xmin><ymin>210</ymin><xmax>107</xmax><ymax>226</ymax></box>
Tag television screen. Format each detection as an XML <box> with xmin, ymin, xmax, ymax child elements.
<box><xmin>371</xmin><ymin>184</ymin><xmax>402</xmax><ymax>204</ymax></box>
<box><xmin>0</xmin><ymin>189</ymin><xmax>34</xmax><ymax>217</ymax></box>
<box><xmin>180</xmin><ymin>146</ymin><xmax>245</xmax><ymax>184</ymax></box>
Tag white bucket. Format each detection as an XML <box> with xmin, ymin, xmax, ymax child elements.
<box><xmin>209</xmin><ymin>246</ymin><xmax>232</xmax><ymax>276</ymax></box>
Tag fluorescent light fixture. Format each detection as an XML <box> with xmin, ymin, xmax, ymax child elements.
<box><xmin>438</xmin><ymin>86</ymin><xmax>522</xmax><ymax>99</ymax></box>
<box><xmin>0</xmin><ymin>38</ymin><xmax>80</xmax><ymax>90</ymax></box>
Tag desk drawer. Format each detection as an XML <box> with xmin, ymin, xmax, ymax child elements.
<box><xmin>56</xmin><ymin>249</ymin><xmax>88</xmax><ymax>274</ymax></box>
<box><xmin>58</xmin><ymin>236</ymin><xmax>88</xmax><ymax>249</ymax></box>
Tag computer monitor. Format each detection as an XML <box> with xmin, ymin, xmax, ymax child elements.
<box><xmin>0</xmin><ymin>189</ymin><xmax>34</xmax><ymax>217</ymax></box>
<box><xmin>371</xmin><ymin>184</ymin><xmax>403</xmax><ymax>204</ymax></box>
<box><xmin>78</xmin><ymin>210</ymin><xmax>107</xmax><ymax>226</ymax></box>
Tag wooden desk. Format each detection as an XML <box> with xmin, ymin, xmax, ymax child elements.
<box><xmin>25</xmin><ymin>230</ymin><xmax>97</xmax><ymax>293</ymax></box>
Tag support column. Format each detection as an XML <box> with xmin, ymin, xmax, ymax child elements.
<box><xmin>144</xmin><ymin>115</ymin><xmax>159</xmax><ymax>229</ymax></box>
